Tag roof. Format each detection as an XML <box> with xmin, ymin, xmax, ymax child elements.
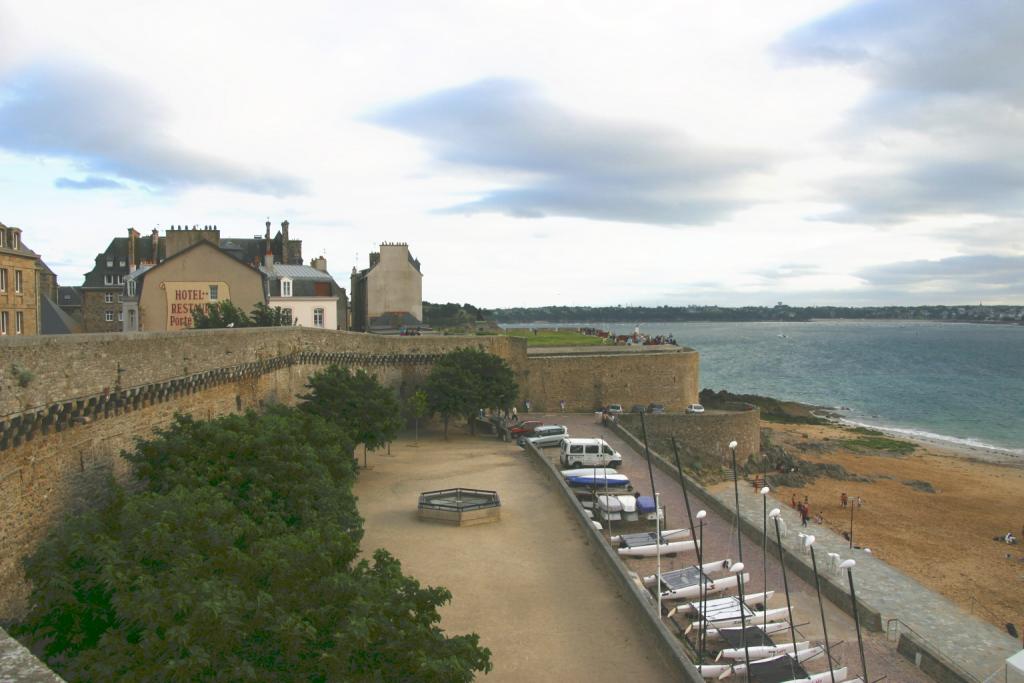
<box><xmin>58</xmin><ymin>286</ymin><xmax>83</xmax><ymax>306</ymax></box>
<box><xmin>40</xmin><ymin>296</ymin><xmax>83</xmax><ymax>334</ymax></box>
<box><xmin>133</xmin><ymin>239</ymin><xmax>265</xmax><ymax>301</ymax></box>
<box><xmin>0</xmin><ymin>223</ymin><xmax>40</xmax><ymax>259</ymax></box>
<box><xmin>261</xmin><ymin>263</ymin><xmax>344</xmax><ymax>299</ymax></box>
<box><xmin>261</xmin><ymin>264</ymin><xmax>334</xmax><ymax>281</ymax></box>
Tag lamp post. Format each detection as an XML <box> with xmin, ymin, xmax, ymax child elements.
<box><xmin>760</xmin><ymin>485</ymin><xmax>770</xmax><ymax>632</ymax></box>
<box><xmin>696</xmin><ymin>509</ymin><xmax>708</xmax><ymax>662</ymax></box>
<box><xmin>730</xmin><ymin>561</ymin><xmax>752</xmax><ymax>674</ymax></box>
<box><xmin>769</xmin><ymin>508</ymin><xmax>800</xmax><ymax>654</ymax></box>
<box><xmin>805</xmin><ymin>535</ymin><xmax>837</xmax><ymax>683</ymax></box>
<box><xmin>655</xmin><ymin>491</ymin><xmax>663</xmax><ymax>618</ymax></box>
<box><xmin>840</xmin><ymin>559</ymin><xmax>869</xmax><ymax>683</ymax></box>
<box><xmin>729</xmin><ymin>439</ymin><xmax>743</xmax><ymax>563</ymax></box>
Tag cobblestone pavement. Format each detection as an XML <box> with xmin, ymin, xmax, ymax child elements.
<box><xmin>545</xmin><ymin>413</ymin><xmax>944</xmax><ymax>682</ymax></box>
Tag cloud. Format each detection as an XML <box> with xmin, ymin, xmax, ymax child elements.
<box><xmin>54</xmin><ymin>175</ymin><xmax>126</xmax><ymax>190</ymax></box>
<box><xmin>776</xmin><ymin>1</ymin><xmax>1024</xmax><ymax>223</ymax></box>
<box><xmin>856</xmin><ymin>254</ymin><xmax>1024</xmax><ymax>294</ymax></box>
<box><xmin>0</xmin><ymin>64</ymin><xmax>306</xmax><ymax>196</ymax></box>
<box><xmin>371</xmin><ymin>78</ymin><xmax>769</xmax><ymax>225</ymax></box>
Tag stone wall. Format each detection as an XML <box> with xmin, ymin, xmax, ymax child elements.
<box><xmin>0</xmin><ymin>328</ymin><xmax>696</xmax><ymax>621</ymax></box>
<box><xmin>522</xmin><ymin>347</ymin><xmax>699</xmax><ymax>412</ymax></box>
<box><xmin>616</xmin><ymin>404</ymin><xmax>760</xmax><ymax>474</ymax></box>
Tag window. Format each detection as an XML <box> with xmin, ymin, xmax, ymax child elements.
<box><xmin>15</xmin><ymin>311</ymin><xmax>23</xmax><ymax>334</ymax></box>
<box><xmin>104</xmin><ymin>292</ymin><xmax>114</xmax><ymax>303</ymax></box>
<box><xmin>106</xmin><ymin>258</ymin><xmax>113</xmax><ymax>268</ymax></box>
<box><xmin>104</xmin><ymin>274</ymin><xmax>114</xmax><ymax>285</ymax></box>
<box><xmin>209</xmin><ymin>284</ymin><xmax>219</xmax><ymax>301</ymax></box>
<box><xmin>63</xmin><ymin>293</ymin><xmax>71</xmax><ymax>302</ymax></box>
<box><xmin>0</xmin><ymin>230</ymin><xmax>5</xmax><ymax>247</ymax></box>
<box><xmin>127</xmin><ymin>280</ymin><xmax>137</xmax><ymax>297</ymax></box>
<box><xmin>117</xmin><ymin>294</ymin><xmax>124</xmax><ymax>303</ymax></box>
<box><xmin>11</xmin><ymin>232</ymin><xmax>18</xmax><ymax>249</ymax></box>
<box><xmin>118</xmin><ymin>310</ymin><xmax>124</xmax><ymax>322</ymax></box>
<box><xmin>313</xmin><ymin>307</ymin><xmax>324</xmax><ymax>327</ymax></box>
<box><xmin>119</xmin><ymin>259</ymin><xmax>126</xmax><ymax>267</ymax></box>
<box><xmin>0</xmin><ymin>311</ymin><xmax>7</xmax><ymax>335</ymax></box>
<box><xmin>129</xmin><ymin>310</ymin><xmax>136</xmax><ymax>328</ymax></box>
<box><xmin>14</xmin><ymin>270</ymin><xmax>22</xmax><ymax>293</ymax></box>
<box><xmin>105</xmin><ymin>310</ymin><xmax>114</xmax><ymax>322</ymax></box>
<box><xmin>0</xmin><ymin>269</ymin><xmax>6</xmax><ymax>292</ymax></box>
<box><xmin>281</xmin><ymin>308</ymin><xmax>292</xmax><ymax>325</ymax></box>
<box><xmin>281</xmin><ymin>278</ymin><xmax>292</xmax><ymax>297</ymax></box>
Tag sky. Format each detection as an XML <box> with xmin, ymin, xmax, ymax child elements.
<box><xmin>1</xmin><ymin>0</ymin><xmax>1022</xmax><ymax>308</ymax></box>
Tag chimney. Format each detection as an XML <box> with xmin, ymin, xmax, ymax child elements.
<box><xmin>281</xmin><ymin>220</ymin><xmax>290</xmax><ymax>264</ymax></box>
<box><xmin>127</xmin><ymin>228</ymin><xmax>139</xmax><ymax>272</ymax></box>
<box><xmin>265</xmin><ymin>219</ymin><xmax>271</xmax><ymax>241</ymax></box>
<box><xmin>311</xmin><ymin>255</ymin><xmax>327</xmax><ymax>272</ymax></box>
<box><xmin>264</xmin><ymin>243</ymin><xmax>274</xmax><ymax>268</ymax></box>
<box><xmin>150</xmin><ymin>228</ymin><xmax>159</xmax><ymax>262</ymax></box>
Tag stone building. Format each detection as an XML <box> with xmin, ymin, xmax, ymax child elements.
<box><xmin>0</xmin><ymin>222</ymin><xmax>39</xmax><ymax>336</ymax></box>
<box><xmin>123</xmin><ymin>239</ymin><xmax>266</xmax><ymax>332</ymax></box>
<box><xmin>261</xmin><ymin>255</ymin><xmax>348</xmax><ymax>330</ymax></box>
<box><xmin>80</xmin><ymin>221</ymin><xmax>302</xmax><ymax>333</ymax></box>
<box><xmin>349</xmin><ymin>242</ymin><xmax>423</xmax><ymax>332</ymax></box>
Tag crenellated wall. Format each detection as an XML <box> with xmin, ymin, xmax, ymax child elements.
<box><xmin>0</xmin><ymin>329</ymin><xmax>695</xmax><ymax>621</ymax></box>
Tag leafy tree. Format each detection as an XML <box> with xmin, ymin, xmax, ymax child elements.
<box><xmin>300</xmin><ymin>365</ymin><xmax>402</xmax><ymax>456</ymax></box>
<box><xmin>405</xmin><ymin>389</ymin><xmax>429</xmax><ymax>443</ymax></box>
<box><xmin>249</xmin><ymin>302</ymin><xmax>291</xmax><ymax>327</ymax></box>
<box><xmin>424</xmin><ymin>348</ymin><xmax>517</xmax><ymax>438</ymax></box>
<box><xmin>14</xmin><ymin>408</ymin><xmax>491</xmax><ymax>682</ymax></box>
<box><xmin>190</xmin><ymin>300</ymin><xmax>252</xmax><ymax>329</ymax></box>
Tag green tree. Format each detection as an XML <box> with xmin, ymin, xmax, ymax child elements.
<box><xmin>190</xmin><ymin>300</ymin><xmax>252</xmax><ymax>329</ymax></box>
<box><xmin>249</xmin><ymin>302</ymin><xmax>290</xmax><ymax>327</ymax></box>
<box><xmin>405</xmin><ymin>389</ymin><xmax>429</xmax><ymax>443</ymax></box>
<box><xmin>424</xmin><ymin>348</ymin><xmax>518</xmax><ymax>438</ymax></box>
<box><xmin>14</xmin><ymin>408</ymin><xmax>491</xmax><ymax>682</ymax></box>
<box><xmin>300</xmin><ymin>365</ymin><xmax>402</xmax><ymax>457</ymax></box>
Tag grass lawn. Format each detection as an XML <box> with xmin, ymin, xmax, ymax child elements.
<box><xmin>503</xmin><ymin>328</ymin><xmax>608</xmax><ymax>347</ymax></box>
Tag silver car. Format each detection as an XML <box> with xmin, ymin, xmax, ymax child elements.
<box><xmin>518</xmin><ymin>424</ymin><xmax>569</xmax><ymax>448</ymax></box>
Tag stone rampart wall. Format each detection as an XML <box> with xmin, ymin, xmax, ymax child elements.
<box><xmin>522</xmin><ymin>348</ymin><xmax>699</xmax><ymax>412</ymax></box>
<box><xmin>0</xmin><ymin>329</ymin><xmax>695</xmax><ymax>621</ymax></box>
<box><xmin>616</xmin><ymin>406</ymin><xmax>760</xmax><ymax>474</ymax></box>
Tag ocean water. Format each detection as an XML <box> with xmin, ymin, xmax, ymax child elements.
<box><xmin>510</xmin><ymin>321</ymin><xmax>1024</xmax><ymax>455</ymax></box>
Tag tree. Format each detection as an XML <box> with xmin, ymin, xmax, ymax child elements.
<box><xmin>14</xmin><ymin>408</ymin><xmax>491</xmax><ymax>681</ymax></box>
<box><xmin>249</xmin><ymin>302</ymin><xmax>290</xmax><ymax>327</ymax></box>
<box><xmin>405</xmin><ymin>389</ymin><xmax>429</xmax><ymax>443</ymax></box>
<box><xmin>300</xmin><ymin>365</ymin><xmax>402</xmax><ymax>459</ymax></box>
<box><xmin>190</xmin><ymin>301</ymin><xmax>251</xmax><ymax>329</ymax></box>
<box><xmin>424</xmin><ymin>348</ymin><xmax>518</xmax><ymax>438</ymax></box>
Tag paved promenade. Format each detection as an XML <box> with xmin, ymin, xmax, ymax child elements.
<box><xmin>716</xmin><ymin>482</ymin><xmax>1020</xmax><ymax>682</ymax></box>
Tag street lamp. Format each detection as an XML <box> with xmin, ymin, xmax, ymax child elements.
<box><xmin>728</xmin><ymin>439</ymin><xmax>742</xmax><ymax>563</ymax></box>
<box><xmin>840</xmin><ymin>559</ymin><xmax>869</xmax><ymax>683</ymax></box>
<box><xmin>730</xmin><ymin>561</ymin><xmax>751</xmax><ymax>673</ymax></box>
<box><xmin>805</xmin><ymin>534</ymin><xmax>837</xmax><ymax>683</ymax></box>
<box><xmin>696</xmin><ymin>509</ymin><xmax>708</xmax><ymax>662</ymax></box>
<box><xmin>769</xmin><ymin>508</ymin><xmax>800</xmax><ymax>652</ymax></box>
<box><xmin>760</xmin><ymin>485</ymin><xmax>770</xmax><ymax>632</ymax></box>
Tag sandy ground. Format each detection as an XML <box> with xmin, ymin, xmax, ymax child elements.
<box><xmin>766</xmin><ymin>421</ymin><xmax>1024</xmax><ymax>634</ymax></box>
<box><xmin>353</xmin><ymin>434</ymin><xmax>677</xmax><ymax>682</ymax></box>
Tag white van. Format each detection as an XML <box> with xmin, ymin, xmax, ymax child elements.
<box><xmin>560</xmin><ymin>438</ymin><xmax>623</xmax><ymax>468</ymax></box>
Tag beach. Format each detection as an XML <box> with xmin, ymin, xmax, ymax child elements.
<box><xmin>764</xmin><ymin>419</ymin><xmax>1024</xmax><ymax>634</ymax></box>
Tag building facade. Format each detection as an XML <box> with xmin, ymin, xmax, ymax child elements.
<box><xmin>349</xmin><ymin>242</ymin><xmax>423</xmax><ymax>332</ymax></box>
<box><xmin>124</xmin><ymin>240</ymin><xmax>266</xmax><ymax>332</ymax></box>
<box><xmin>0</xmin><ymin>222</ymin><xmax>40</xmax><ymax>336</ymax></box>
<box><xmin>81</xmin><ymin>221</ymin><xmax>302</xmax><ymax>333</ymax></box>
<box><xmin>261</xmin><ymin>256</ymin><xmax>348</xmax><ymax>330</ymax></box>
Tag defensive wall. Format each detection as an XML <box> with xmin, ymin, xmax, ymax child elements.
<box><xmin>0</xmin><ymin>329</ymin><xmax>698</xmax><ymax>621</ymax></box>
<box><xmin>523</xmin><ymin>345</ymin><xmax>699</xmax><ymax>412</ymax></box>
<box><xmin>616</xmin><ymin>402</ymin><xmax>761</xmax><ymax>475</ymax></box>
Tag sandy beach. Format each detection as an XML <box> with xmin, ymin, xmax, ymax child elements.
<box><xmin>764</xmin><ymin>419</ymin><xmax>1024</xmax><ymax>635</ymax></box>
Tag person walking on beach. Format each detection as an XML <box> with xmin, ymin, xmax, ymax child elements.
<box><xmin>840</xmin><ymin>492</ymin><xmax>848</xmax><ymax>508</ymax></box>
<box><xmin>800</xmin><ymin>503</ymin><xmax>810</xmax><ymax>527</ymax></box>
<box><xmin>560</xmin><ymin>399</ymin><xmax>566</xmax><ymax>412</ymax></box>
<box><xmin>791</xmin><ymin>495</ymin><xmax>797</xmax><ymax>509</ymax></box>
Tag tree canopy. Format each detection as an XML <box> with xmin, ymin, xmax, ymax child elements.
<box><xmin>299</xmin><ymin>365</ymin><xmax>402</xmax><ymax>452</ymax></box>
<box><xmin>191</xmin><ymin>301</ymin><xmax>292</xmax><ymax>329</ymax></box>
<box><xmin>13</xmin><ymin>407</ymin><xmax>491</xmax><ymax>681</ymax></box>
<box><xmin>424</xmin><ymin>348</ymin><xmax>517</xmax><ymax>437</ymax></box>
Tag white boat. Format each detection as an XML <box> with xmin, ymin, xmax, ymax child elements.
<box><xmin>596</xmin><ymin>494</ymin><xmax>637</xmax><ymax>522</ymax></box>
<box><xmin>662</xmin><ymin>572</ymin><xmax>748</xmax><ymax>601</ymax></box>
<box><xmin>677</xmin><ymin>591</ymin><xmax>773</xmax><ymax>615</ymax></box>
<box><xmin>642</xmin><ymin>558</ymin><xmax>730</xmax><ymax>587</ymax></box>
<box><xmin>696</xmin><ymin>663</ymin><xmax>731</xmax><ymax>679</ymax></box>
<box><xmin>560</xmin><ymin>467</ymin><xmax>617</xmax><ymax>478</ymax></box>
<box><xmin>776</xmin><ymin>667</ymin><xmax>848</xmax><ymax>683</ymax></box>
<box><xmin>688</xmin><ymin>606</ymin><xmax>789</xmax><ymax>631</ymax></box>
<box><xmin>714</xmin><ymin>649</ymin><xmax>828</xmax><ymax>679</ymax></box>
<box><xmin>614</xmin><ymin>528</ymin><xmax>690</xmax><ymax>544</ymax></box>
<box><xmin>617</xmin><ymin>533</ymin><xmax>696</xmax><ymax>557</ymax></box>
<box><xmin>716</xmin><ymin>640</ymin><xmax>809</xmax><ymax>661</ymax></box>
<box><xmin>705</xmin><ymin>620</ymin><xmax>792</xmax><ymax>640</ymax></box>
<box><xmin>566</xmin><ymin>473</ymin><xmax>632</xmax><ymax>488</ymax></box>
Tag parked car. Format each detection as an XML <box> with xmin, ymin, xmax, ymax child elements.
<box><xmin>509</xmin><ymin>420</ymin><xmax>543</xmax><ymax>436</ymax></box>
<box><xmin>630</xmin><ymin>404</ymin><xmax>646</xmax><ymax>413</ymax></box>
<box><xmin>647</xmin><ymin>403</ymin><xmax>665</xmax><ymax>414</ymax></box>
<box><xmin>560</xmin><ymin>438</ymin><xmax>623</xmax><ymax>468</ymax></box>
<box><xmin>686</xmin><ymin>404</ymin><xmax>705</xmax><ymax>414</ymax></box>
<box><xmin>606</xmin><ymin>403</ymin><xmax>624</xmax><ymax>414</ymax></box>
<box><xmin>518</xmin><ymin>424</ymin><xmax>569</xmax><ymax>448</ymax></box>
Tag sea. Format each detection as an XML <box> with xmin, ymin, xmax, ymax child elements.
<box><xmin>504</xmin><ymin>321</ymin><xmax>1024</xmax><ymax>456</ymax></box>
